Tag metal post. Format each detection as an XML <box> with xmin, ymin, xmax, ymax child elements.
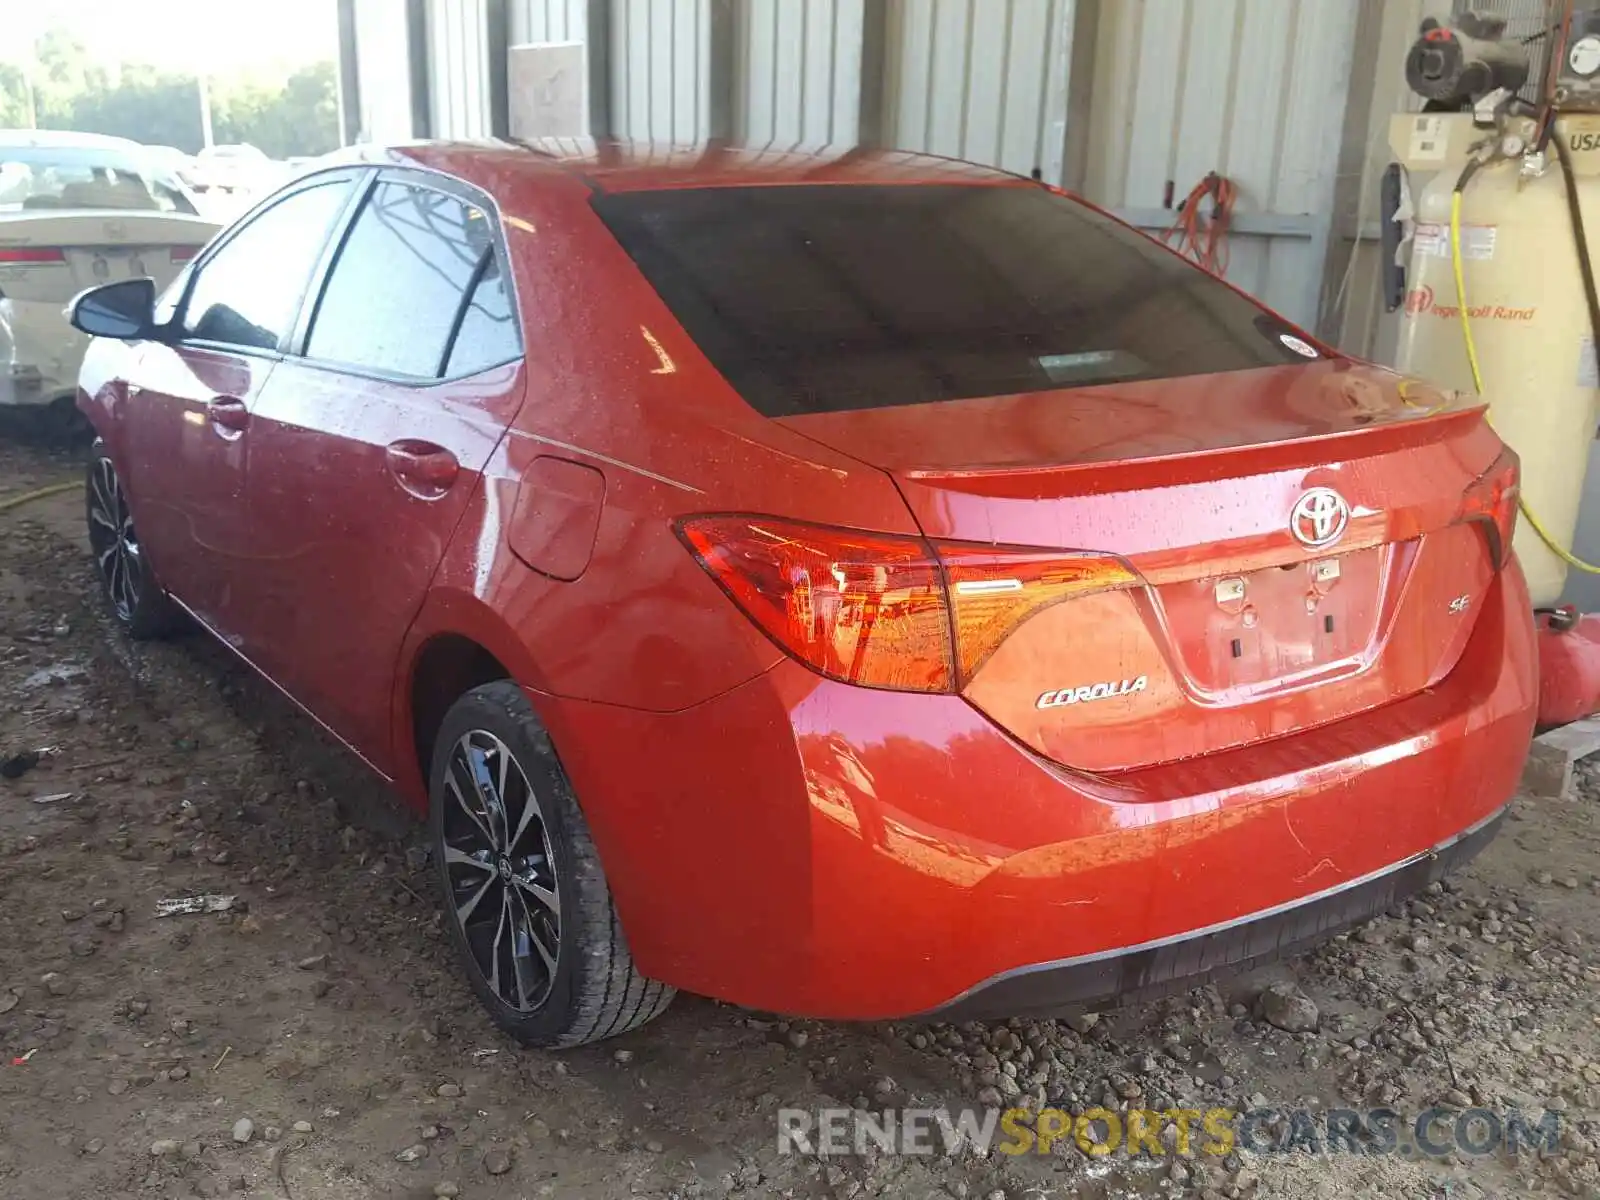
<box><xmin>586</xmin><ymin>0</ymin><xmax>613</xmax><ymax>138</ymax></box>
<box><xmin>857</xmin><ymin>0</ymin><xmax>889</xmax><ymax>148</ymax></box>
<box><xmin>407</xmin><ymin>0</ymin><xmax>434</xmax><ymax>139</ymax></box>
<box><xmin>1309</xmin><ymin>0</ymin><xmax>1379</xmax><ymax>340</ymax></box>
<box><xmin>335</xmin><ymin>0</ymin><xmax>363</xmax><ymax>145</ymax></box>
<box><xmin>707</xmin><ymin>0</ymin><xmax>736</xmax><ymax>142</ymax></box>
<box><xmin>1059</xmin><ymin>0</ymin><xmax>1100</xmax><ymax>191</ymax></box>
<box><xmin>486</xmin><ymin>0</ymin><xmax>510</xmax><ymax>138</ymax></box>
<box><xmin>198</xmin><ymin>74</ymin><xmax>214</xmax><ymax>148</ymax></box>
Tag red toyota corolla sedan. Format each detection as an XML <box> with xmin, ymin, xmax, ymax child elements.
<box><xmin>68</xmin><ymin>142</ymin><xmax>1536</xmax><ymax>1047</ymax></box>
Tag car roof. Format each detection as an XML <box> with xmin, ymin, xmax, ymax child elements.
<box><xmin>327</xmin><ymin>138</ymin><xmax>1028</xmax><ymax>195</ymax></box>
<box><xmin>0</xmin><ymin>129</ymin><xmax>145</xmax><ymax>151</ymax></box>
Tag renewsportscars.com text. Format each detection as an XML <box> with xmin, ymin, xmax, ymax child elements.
<box><xmin>777</xmin><ymin>1105</ymin><xmax>1561</xmax><ymax>1159</ymax></box>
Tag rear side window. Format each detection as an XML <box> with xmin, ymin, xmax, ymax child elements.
<box><xmin>444</xmin><ymin>255</ymin><xmax>518</xmax><ymax>377</ymax></box>
<box><xmin>592</xmin><ymin>184</ymin><xmax>1318</xmax><ymax>417</ymax></box>
<box><xmin>306</xmin><ymin>180</ymin><xmax>517</xmax><ymax>378</ymax></box>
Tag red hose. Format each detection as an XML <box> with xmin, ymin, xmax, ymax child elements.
<box><xmin>1162</xmin><ymin>172</ymin><xmax>1237</xmax><ymax>276</ymax></box>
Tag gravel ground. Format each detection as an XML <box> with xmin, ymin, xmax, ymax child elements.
<box><xmin>2</xmin><ymin>428</ymin><xmax>1598</xmax><ymax>1199</ymax></box>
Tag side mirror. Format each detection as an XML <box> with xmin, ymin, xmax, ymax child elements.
<box><xmin>67</xmin><ymin>278</ymin><xmax>158</xmax><ymax>340</ymax></box>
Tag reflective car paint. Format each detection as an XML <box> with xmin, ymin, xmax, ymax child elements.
<box><xmin>523</xmin><ymin>561</ymin><xmax>1533</xmax><ymax>1017</ymax></box>
<box><xmin>117</xmin><ymin>344</ymin><xmax>270</xmax><ymax>634</ymax></box>
<box><xmin>76</xmin><ymin>141</ymin><xmax>1538</xmax><ymax>1020</ymax></box>
<box><xmin>232</xmin><ymin>358</ymin><xmax>528</xmax><ymax>768</ymax></box>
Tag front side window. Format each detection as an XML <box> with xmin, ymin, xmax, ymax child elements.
<box><xmin>306</xmin><ymin>181</ymin><xmax>514</xmax><ymax>378</ymax></box>
<box><xmin>182</xmin><ymin>181</ymin><xmax>352</xmax><ymax>351</ymax></box>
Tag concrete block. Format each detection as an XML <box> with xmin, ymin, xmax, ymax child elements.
<box><xmin>1520</xmin><ymin>717</ymin><xmax>1600</xmax><ymax>800</ymax></box>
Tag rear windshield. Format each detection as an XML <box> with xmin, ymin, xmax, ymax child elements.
<box><xmin>0</xmin><ymin>146</ymin><xmax>197</xmax><ymax>215</ymax></box>
<box><xmin>592</xmin><ymin>184</ymin><xmax>1319</xmax><ymax>417</ymax></box>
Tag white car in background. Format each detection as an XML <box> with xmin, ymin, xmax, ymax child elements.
<box><xmin>142</xmin><ymin>143</ymin><xmax>200</xmax><ymax>188</ymax></box>
<box><xmin>0</xmin><ymin>130</ymin><xmax>219</xmax><ymax>434</ymax></box>
<box><xmin>188</xmin><ymin>143</ymin><xmax>283</xmax><ymax>197</ymax></box>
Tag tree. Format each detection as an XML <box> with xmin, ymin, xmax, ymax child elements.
<box><xmin>30</xmin><ymin>29</ymin><xmax>113</xmax><ymax>130</ymax></box>
<box><xmin>0</xmin><ymin>64</ymin><xmax>31</xmax><ymax>128</ymax></box>
<box><xmin>52</xmin><ymin>63</ymin><xmax>204</xmax><ymax>150</ymax></box>
<box><xmin>32</xmin><ymin>29</ymin><xmax>102</xmax><ymax>109</ymax></box>
<box><xmin>15</xmin><ymin>28</ymin><xmax>339</xmax><ymax>158</ymax></box>
<box><xmin>215</xmin><ymin>62</ymin><xmax>339</xmax><ymax>158</ymax></box>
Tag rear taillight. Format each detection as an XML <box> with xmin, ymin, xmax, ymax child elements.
<box><xmin>938</xmin><ymin>545</ymin><xmax>1139</xmax><ymax>679</ymax></box>
<box><xmin>0</xmin><ymin>247</ymin><xmax>64</xmax><ymax>263</ymax></box>
<box><xmin>1458</xmin><ymin>446</ymin><xmax>1519</xmax><ymax>570</ymax></box>
<box><xmin>677</xmin><ymin>515</ymin><xmax>1141</xmax><ymax>692</ymax></box>
<box><xmin>170</xmin><ymin>246</ymin><xmax>199</xmax><ymax>263</ymax></box>
<box><xmin>677</xmin><ymin>517</ymin><xmax>953</xmax><ymax>691</ymax></box>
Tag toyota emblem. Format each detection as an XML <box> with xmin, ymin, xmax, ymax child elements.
<box><xmin>1290</xmin><ymin>487</ymin><xmax>1350</xmax><ymax>548</ymax></box>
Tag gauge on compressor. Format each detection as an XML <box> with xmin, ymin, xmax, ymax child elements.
<box><xmin>1570</xmin><ymin>34</ymin><xmax>1600</xmax><ymax>78</ymax></box>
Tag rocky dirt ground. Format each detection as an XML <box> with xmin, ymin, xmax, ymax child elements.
<box><xmin>2</xmin><ymin>428</ymin><xmax>1599</xmax><ymax>1200</ymax></box>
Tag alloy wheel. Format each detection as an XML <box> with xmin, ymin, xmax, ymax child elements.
<box><xmin>441</xmin><ymin>730</ymin><xmax>562</xmax><ymax>1013</ymax></box>
<box><xmin>88</xmin><ymin>457</ymin><xmax>142</xmax><ymax>622</ymax></box>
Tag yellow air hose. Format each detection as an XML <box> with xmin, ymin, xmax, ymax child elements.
<box><xmin>1450</xmin><ymin>170</ymin><xmax>1600</xmax><ymax>573</ymax></box>
<box><xmin>0</xmin><ymin>480</ymin><xmax>82</xmax><ymax>515</ymax></box>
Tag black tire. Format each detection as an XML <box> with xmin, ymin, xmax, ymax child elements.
<box><xmin>86</xmin><ymin>439</ymin><xmax>183</xmax><ymax>639</ymax></box>
<box><xmin>48</xmin><ymin>394</ymin><xmax>93</xmax><ymax>444</ymax></box>
<box><xmin>430</xmin><ymin>681</ymin><xmax>675</xmax><ymax>1047</ymax></box>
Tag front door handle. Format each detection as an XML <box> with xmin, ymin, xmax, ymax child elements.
<box><xmin>208</xmin><ymin>395</ymin><xmax>249</xmax><ymax>435</ymax></box>
<box><xmin>385</xmin><ymin>439</ymin><xmax>459</xmax><ymax>497</ymax></box>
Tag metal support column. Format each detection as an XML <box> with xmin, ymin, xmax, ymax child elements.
<box><xmin>857</xmin><ymin>0</ymin><xmax>889</xmax><ymax>148</ymax></box>
<box><xmin>406</xmin><ymin>0</ymin><xmax>433</xmax><ymax>138</ymax></box>
<box><xmin>707</xmin><ymin>0</ymin><xmax>736</xmax><ymax>142</ymax></box>
<box><xmin>586</xmin><ymin>0</ymin><xmax>613</xmax><ymax>138</ymax></box>
<box><xmin>1305</xmin><ymin>0</ymin><xmax>1367</xmax><ymax>338</ymax></box>
<box><xmin>486</xmin><ymin>0</ymin><xmax>511</xmax><ymax>138</ymax></box>
<box><xmin>1059</xmin><ymin>0</ymin><xmax>1100</xmax><ymax>191</ymax></box>
<box><xmin>335</xmin><ymin>0</ymin><xmax>363</xmax><ymax>145</ymax></box>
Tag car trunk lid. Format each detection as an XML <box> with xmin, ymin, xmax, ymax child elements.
<box><xmin>779</xmin><ymin>362</ymin><xmax>1513</xmax><ymax>773</ymax></box>
<box><xmin>0</xmin><ymin>211</ymin><xmax>215</xmax><ymax>303</ymax></box>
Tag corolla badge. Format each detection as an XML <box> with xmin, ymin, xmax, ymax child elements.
<box><xmin>1037</xmin><ymin>676</ymin><xmax>1148</xmax><ymax>710</ymax></box>
<box><xmin>1290</xmin><ymin>487</ymin><xmax>1350</xmax><ymax>549</ymax></box>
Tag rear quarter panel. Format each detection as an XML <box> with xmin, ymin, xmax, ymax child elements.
<box><xmin>392</xmin><ymin>177</ymin><xmax>916</xmax><ymax>800</ymax></box>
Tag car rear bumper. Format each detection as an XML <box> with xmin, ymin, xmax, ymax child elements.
<box><xmin>925</xmin><ymin>803</ymin><xmax>1503</xmax><ymax>1021</ymax></box>
<box><xmin>0</xmin><ymin>297</ymin><xmax>86</xmax><ymax>408</ymax></box>
<box><xmin>538</xmin><ymin>560</ymin><xmax>1537</xmax><ymax>1020</ymax></box>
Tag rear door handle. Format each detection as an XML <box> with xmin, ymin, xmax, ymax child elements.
<box><xmin>208</xmin><ymin>395</ymin><xmax>249</xmax><ymax>434</ymax></box>
<box><xmin>385</xmin><ymin>439</ymin><xmax>459</xmax><ymax>496</ymax></box>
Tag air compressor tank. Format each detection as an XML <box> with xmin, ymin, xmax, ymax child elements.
<box><xmin>1389</xmin><ymin>112</ymin><xmax>1600</xmax><ymax>606</ymax></box>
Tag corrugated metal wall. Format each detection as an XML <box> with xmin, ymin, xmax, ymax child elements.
<box><xmin>609</xmin><ymin>0</ymin><xmax>712</xmax><ymax>141</ymax></box>
<box><xmin>736</xmin><ymin>0</ymin><xmax>863</xmax><ymax>150</ymax></box>
<box><xmin>882</xmin><ymin>0</ymin><xmax>1075</xmax><ymax>181</ymax></box>
<box><xmin>356</xmin><ymin>0</ymin><xmax>1384</xmax><ymax>333</ymax></box>
<box><xmin>427</xmin><ymin>0</ymin><xmax>495</xmax><ymax>138</ymax></box>
<box><xmin>1083</xmin><ymin>0</ymin><xmax>1359</xmax><ymax>328</ymax></box>
<box><xmin>511</xmin><ymin>0</ymin><xmax>589</xmax><ymax>43</ymax></box>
